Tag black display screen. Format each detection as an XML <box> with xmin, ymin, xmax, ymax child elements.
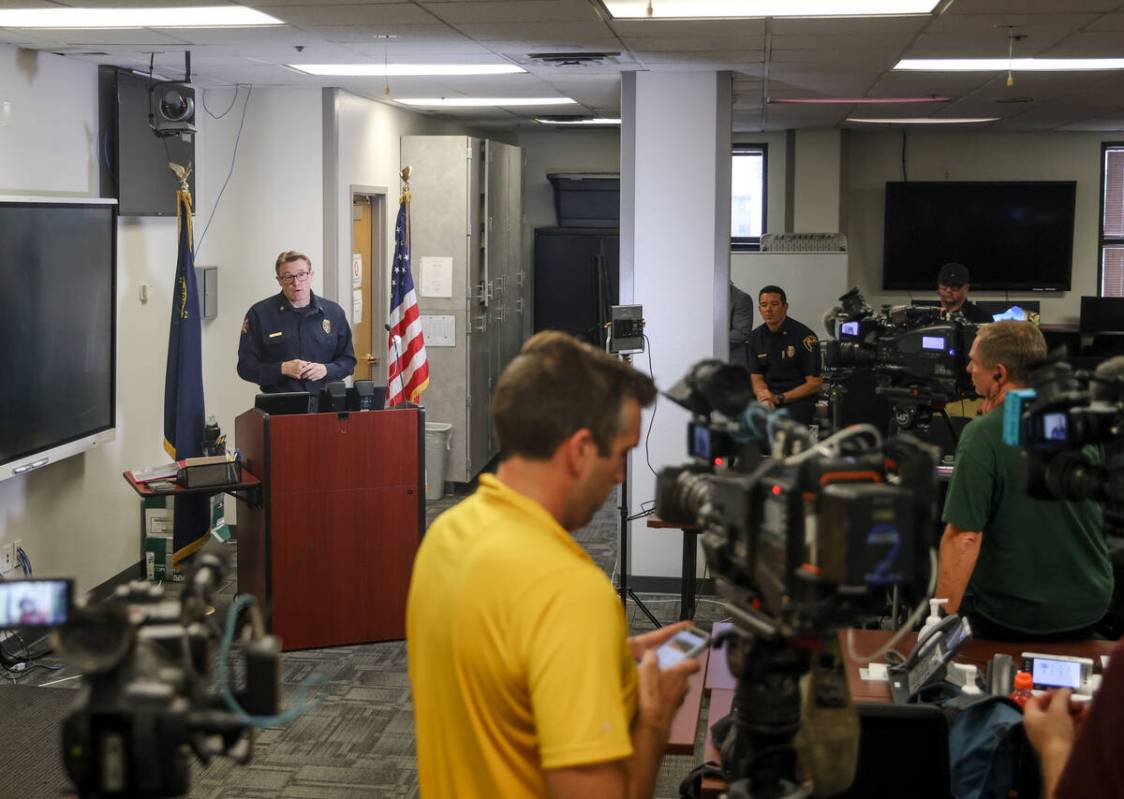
<box><xmin>0</xmin><ymin>201</ymin><xmax>116</xmax><ymax>469</ymax></box>
<box><xmin>883</xmin><ymin>181</ymin><xmax>1076</xmax><ymax>291</ymax></box>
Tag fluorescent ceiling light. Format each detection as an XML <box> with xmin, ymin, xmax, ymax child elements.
<box><xmin>535</xmin><ymin>117</ymin><xmax>621</xmax><ymax>125</ymax></box>
<box><xmin>0</xmin><ymin>6</ymin><xmax>282</xmax><ymax>28</ymax></box>
<box><xmin>398</xmin><ymin>97</ymin><xmax>577</xmax><ymax>107</ymax></box>
<box><xmin>605</xmin><ymin>0</ymin><xmax>938</xmax><ymax>19</ymax></box>
<box><xmin>771</xmin><ymin>96</ymin><xmax>951</xmax><ymax>104</ymax></box>
<box><xmin>289</xmin><ymin>64</ymin><xmax>525</xmax><ymax>77</ymax></box>
<box><xmin>896</xmin><ymin>58</ymin><xmax>1124</xmax><ymax>71</ymax></box>
<box><xmin>847</xmin><ymin>117</ymin><xmax>999</xmax><ymax>124</ymax></box>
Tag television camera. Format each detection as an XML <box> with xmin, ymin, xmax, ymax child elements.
<box><xmin>821</xmin><ymin>288</ymin><xmax>979</xmax><ymax>430</ymax></box>
<box><xmin>0</xmin><ymin>549</ymin><xmax>288</xmax><ymax>798</ymax></box>
<box><xmin>656</xmin><ymin>360</ymin><xmax>941</xmax><ymax>798</ymax></box>
<box><xmin>1004</xmin><ymin>354</ymin><xmax>1124</xmax><ymax>536</ymax></box>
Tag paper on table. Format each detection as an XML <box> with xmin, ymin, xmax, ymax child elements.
<box><xmin>132</xmin><ymin>462</ymin><xmax>179</xmax><ymax>483</ymax></box>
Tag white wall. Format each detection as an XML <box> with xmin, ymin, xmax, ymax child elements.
<box><xmin>0</xmin><ymin>46</ymin><xmax>178</xmax><ymax>591</ymax></box>
<box><xmin>844</xmin><ymin>130</ymin><xmax>1107</xmax><ymax>324</ymax></box>
<box><xmin>794</xmin><ymin>129</ymin><xmax>843</xmax><ymax>233</ymax></box>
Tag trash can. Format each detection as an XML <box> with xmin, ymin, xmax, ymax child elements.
<box><xmin>424</xmin><ymin>422</ymin><xmax>453</xmax><ymax>501</ymax></box>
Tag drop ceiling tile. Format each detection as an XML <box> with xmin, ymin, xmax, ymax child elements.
<box><xmin>623</xmin><ymin>36</ymin><xmax>761</xmax><ymax>52</ymax></box>
<box><xmin>922</xmin><ymin>12</ymin><xmax>1099</xmax><ymax>35</ymax></box>
<box><xmin>632</xmin><ymin>50</ymin><xmax>762</xmax><ymax>66</ymax></box>
<box><xmin>42</xmin><ymin>28</ymin><xmax>193</xmax><ymax>46</ymax></box>
<box><xmin>766</xmin><ymin>16</ymin><xmax>928</xmax><ymax>36</ymax></box>
<box><xmin>609</xmin><ymin>18</ymin><xmax>765</xmax><ymax>39</ymax></box>
<box><xmin>943</xmin><ymin>0</ymin><xmax>1119</xmax><ymax>13</ymax></box>
<box><xmin>267</xmin><ymin>4</ymin><xmax>437</xmax><ymax>27</ymax></box>
<box><xmin>421</xmin><ymin>1</ymin><xmax>601</xmax><ymax>24</ymax></box>
<box><xmin>1087</xmin><ymin>13</ymin><xmax>1124</xmax><ymax>31</ymax></box>
<box><xmin>314</xmin><ymin>23</ymin><xmax>474</xmax><ymax>43</ymax></box>
<box><xmin>453</xmin><ymin>20</ymin><xmax>615</xmax><ymax>41</ymax></box>
<box><xmin>1046</xmin><ymin>31</ymin><xmax>1124</xmax><ymax>55</ymax></box>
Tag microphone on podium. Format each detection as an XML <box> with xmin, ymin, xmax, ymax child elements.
<box><xmin>385</xmin><ymin>323</ymin><xmax>403</xmax><ymax>372</ymax></box>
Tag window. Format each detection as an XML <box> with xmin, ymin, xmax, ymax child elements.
<box><xmin>1101</xmin><ymin>143</ymin><xmax>1124</xmax><ymax>297</ymax></box>
<box><xmin>732</xmin><ymin>145</ymin><xmax>767</xmax><ymax>251</ymax></box>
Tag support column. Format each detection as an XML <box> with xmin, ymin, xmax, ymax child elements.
<box><xmin>621</xmin><ymin>71</ymin><xmax>732</xmax><ymax>583</ymax></box>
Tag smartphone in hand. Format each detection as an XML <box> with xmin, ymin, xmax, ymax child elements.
<box><xmin>655</xmin><ymin>626</ymin><xmax>710</xmax><ymax>670</ymax></box>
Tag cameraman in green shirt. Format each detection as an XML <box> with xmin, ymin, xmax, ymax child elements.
<box><xmin>937</xmin><ymin>321</ymin><xmax>1112</xmax><ymax>640</ymax></box>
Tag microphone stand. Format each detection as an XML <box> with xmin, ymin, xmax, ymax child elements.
<box><xmin>384</xmin><ymin>323</ymin><xmax>404</xmax><ymax>402</ymax></box>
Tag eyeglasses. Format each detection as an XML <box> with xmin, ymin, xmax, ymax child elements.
<box><xmin>277</xmin><ymin>271</ymin><xmax>311</xmax><ymax>284</ymax></box>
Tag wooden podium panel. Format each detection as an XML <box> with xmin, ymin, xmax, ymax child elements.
<box><xmin>235</xmin><ymin>407</ymin><xmax>424</xmax><ymax>651</ymax></box>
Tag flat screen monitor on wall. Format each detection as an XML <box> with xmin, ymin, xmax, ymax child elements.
<box><xmin>882</xmin><ymin>181</ymin><xmax>1076</xmax><ymax>291</ymax></box>
<box><xmin>0</xmin><ymin>198</ymin><xmax>117</xmax><ymax>482</ymax></box>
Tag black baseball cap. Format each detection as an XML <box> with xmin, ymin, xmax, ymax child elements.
<box><xmin>938</xmin><ymin>262</ymin><xmax>970</xmax><ymax>286</ymax></box>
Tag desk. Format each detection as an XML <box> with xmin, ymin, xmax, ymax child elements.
<box><xmin>842</xmin><ymin>628</ymin><xmax>1116</xmax><ymax>703</ymax></box>
<box><xmin>697</xmin><ymin>628</ymin><xmax>1116</xmax><ymax>798</ymax></box>
<box><xmin>646</xmin><ymin>517</ymin><xmax>703</xmax><ymax>620</ymax></box>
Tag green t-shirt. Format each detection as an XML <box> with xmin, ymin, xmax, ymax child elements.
<box><xmin>942</xmin><ymin>408</ymin><xmax>1112</xmax><ymax>634</ymax></box>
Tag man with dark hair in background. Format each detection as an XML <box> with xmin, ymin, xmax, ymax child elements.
<box><xmin>236</xmin><ymin>250</ymin><xmax>356</xmax><ymax>395</ymax></box>
<box><xmin>937</xmin><ymin>262</ymin><xmax>992</xmax><ymax>324</ymax></box>
<box><xmin>937</xmin><ymin>321</ymin><xmax>1112</xmax><ymax>640</ymax></box>
<box><xmin>407</xmin><ymin>331</ymin><xmax>700</xmax><ymax>799</ymax></box>
<box><xmin>747</xmin><ymin>284</ymin><xmax>822</xmax><ymax>424</ymax></box>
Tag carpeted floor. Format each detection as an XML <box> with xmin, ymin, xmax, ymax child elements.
<box><xmin>0</xmin><ymin>485</ymin><xmax>727</xmax><ymax>798</ymax></box>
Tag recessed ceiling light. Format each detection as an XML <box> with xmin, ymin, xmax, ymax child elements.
<box><xmin>397</xmin><ymin>97</ymin><xmax>577</xmax><ymax>107</ymax></box>
<box><xmin>770</xmin><ymin>96</ymin><xmax>951</xmax><ymax>104</ymax></box>
<box><xmin>0</xmin><ymin>6</ymin><xmax>282</xmax><ymax>28</ymax></box>
<box><xmin>535</xmin><ymin>117</ymin><xmax>621</xmax><ymax>125</ymax></box>
<box><xmin>847</xmin><ymin>117</ymin><xmax>999</xmax><ymax>124</ymax></box>
<box><xmin>290</xmin><ymin>64</ymin><xmax>526</xmax><ymax>77</ymax></box>
<box><xmin>895</xmin><ymin>58</ymin><xmax>1124</xmax><ymax>71</ymax></box>
<box><xmin>605</xmin><ymin>0</ymin><xmax>938</xmax><ymax>19</ymax></box>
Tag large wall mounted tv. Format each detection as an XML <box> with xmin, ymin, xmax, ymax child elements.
<box><xmin>0</xmin><ymin>198</ymin><xmax>117</xmax><ymax>482</ymax></box>
<box><xmin>882</xmin><ymin>181</ymin><xmax>1076</xmax><ymax>292</ymax></box>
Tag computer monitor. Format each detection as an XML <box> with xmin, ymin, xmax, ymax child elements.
<box><xmin>254</xmin><ymin>392</ymin><xmax>310</xmax><ymax>415</ymax></box>
<box><xmin>1080</xmin><ymin>296</ymin><xmax>1124</xmax><ymax>334</ymax></box>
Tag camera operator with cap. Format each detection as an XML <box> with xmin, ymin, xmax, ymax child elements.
<box><xmin>237</xmin><ymin>250</ymin><xmax>356</xmax><ymax>395</ymax></box>
<box><xmin>936</xmin><ymin>321</ymin><xmax>1112</xmax><ymax>640</ymax></box>
<box><xmin>937</xmin><ymin>262</ymin><xmax>992</xmax><ymax>324</ymax></box>
<box><xmin>407</xmin><ymin>331</ymin><xmax>700</xmax><ymax>799</ymax></box>
<box><xmin>747</xmin><ymin>285</ymin><xmax>823</xmax><ymax>425</ymax></box>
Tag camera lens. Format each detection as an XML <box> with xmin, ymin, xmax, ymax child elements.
<box><xmin>160</xmin><ymin>88</ymin><xmax>194</xmax><ymax>122</ymax></box>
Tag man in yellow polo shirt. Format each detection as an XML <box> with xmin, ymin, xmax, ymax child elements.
<box><xmin>407</xmin><ymin>331</ymin><xmax>701</xmax><ymax>798</ymax></box>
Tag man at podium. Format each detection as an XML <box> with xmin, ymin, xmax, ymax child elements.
<box><xmin>237</xmin><ymin>250</ymin><xmax>356</xmax><ymax>394</ymax></box>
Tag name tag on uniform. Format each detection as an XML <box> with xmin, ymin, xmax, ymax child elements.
<box><xmin>268</xmin><ymin>331</ymin><xmax>283</xmax><ymax>338</ymax></box>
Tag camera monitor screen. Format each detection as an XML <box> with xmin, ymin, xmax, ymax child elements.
<box><xmin>0</xmin><ymin>578</ymin><xmax>73</xmax><ymax>629</ymax></box>
<box><xmin>1042</xmin><ymin>412</ymin><xmax>1068</xmax><ymax>442</ymax></box>
<box><xmin>1032</xmin><ymin>657</ymin><xmax>1082</xmax><ymax>689</ymax></box>
<box><xmin>921</xmin><ymin>336</ymin><xmax>946</xmax><ymax>352</ymax></box>
<box><xmin>840</xmin><ymin>321</ymin><xmax>860</xmax><ymax>337</ymax></box>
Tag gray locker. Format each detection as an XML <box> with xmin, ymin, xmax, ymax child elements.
<box><xmin>401</xmin><ymin>135</ymin><xmax>525</xmax><ymax>484</ymax></box>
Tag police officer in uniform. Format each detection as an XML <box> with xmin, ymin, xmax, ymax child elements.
<box><xmin>747</xmin><ymin>285</ymin><xmax>823</xmax><ymax>424</ymax></box>
<box><xmin>237</xmin><ymin>250</ymin><xmax>356</xmax><ymax>396</ymax></box>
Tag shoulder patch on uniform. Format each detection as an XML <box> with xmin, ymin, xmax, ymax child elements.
<box><xmin>322</xmin><ymin>318</ymin><xmax>331</xmax><ymax>335</ymax></box>
<box><xmin>241</xmin><ymin>316</ymin><xmax>249</xmax><ymax>335</ymax></box>
<box><xmin>803</xmin><ymin>334</ymin><xmax>817</xmax><ymax>352</ymax></box>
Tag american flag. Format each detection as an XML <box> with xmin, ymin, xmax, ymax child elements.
<box><xmin>387</xmin><ymin>192</ymin><xmax>429</xmax><ymax>405</ymax></box>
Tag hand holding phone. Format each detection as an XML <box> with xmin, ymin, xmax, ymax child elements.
<box><xmin>655</xmin><ymin>626</ymin><xmax>710</xmax><ymax>670</ymax></box>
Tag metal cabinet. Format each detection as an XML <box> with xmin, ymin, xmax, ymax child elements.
<box><xmin>401</xmin><ymin>135</ymin><xmax>525</xmax><ymax>483</ymax></box>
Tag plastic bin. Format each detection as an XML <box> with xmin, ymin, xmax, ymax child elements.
<box><xmin>548</xmin><ymin>173</ymin><xmax>620</xmax><ymax>228</ymax></box>
<box><xmin>424</xmin><ymin>422</ymin><xmax>453</xmax><ymax>501</ymax></box>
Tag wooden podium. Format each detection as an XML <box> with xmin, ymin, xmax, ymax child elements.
<box><xmin>234</xmin><ymin>406</ymin><xmax>425</xmax><ymax>651</ymax></box>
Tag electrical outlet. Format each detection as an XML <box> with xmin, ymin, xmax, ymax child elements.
<box><xmin>0</xmin><ymin>543</ymin><xmax>13</xmax><ymax>572</ymax></box>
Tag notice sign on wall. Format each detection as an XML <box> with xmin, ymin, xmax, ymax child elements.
<box><xmin>420</xmin><ymin>256</ymin><xmax>453</xmax><ymax>298</ymax></box>
<box><xmin>421</xmin><ymin>314</ymin><xmax>456</xmax><ymax>347</ymax></box>
<box><xmin>352</xmin><ymin>253</ymin><xmax>362</xmax><ymax>288</ymax></box>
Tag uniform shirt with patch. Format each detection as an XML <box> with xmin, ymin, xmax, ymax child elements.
<box><xmin>747</xmin><ymin>316</ymin><xmax>821</xmax><ymax>395</ymax></box>
<box><xmin>236</xmin><ymin>290</ymin><xmax>356</xmax><ymax>393</ymax></box>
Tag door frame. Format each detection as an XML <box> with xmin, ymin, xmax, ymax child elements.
<box><xmin>349</xmin><ymin>185</ymin><xmax>388</xmax><ymax>383</ymax></box>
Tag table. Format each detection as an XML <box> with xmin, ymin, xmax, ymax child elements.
<box><xmin>695</xmin><ymin>627</ymin><xmax>1116</xmax><ymax>797</ymax></box>
<box><xmin>646</xmin><ymin>516</ymin><xmax>703</xmax><ymax>620</ymax></box>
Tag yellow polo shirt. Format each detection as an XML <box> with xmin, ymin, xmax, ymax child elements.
<box><xmin>406</xmin><ymin>474</ymin><xmax>638</xmax><ymax>798</ymax></box>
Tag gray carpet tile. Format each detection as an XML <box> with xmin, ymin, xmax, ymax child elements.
<box><xmin>2</xmin><ymin>483</ymin><xmax>726</xmax><ymax>798</ymax></box>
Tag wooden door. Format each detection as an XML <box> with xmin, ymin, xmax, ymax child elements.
<box><xmin>352</xmin><ymin>196</ymin><xmax>375</xmax><ymax>380</ymax></box>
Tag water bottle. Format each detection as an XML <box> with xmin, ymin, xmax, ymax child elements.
<box><xmin>1010</xmin><ymin>671</ymin><xmax>1034</xmax><ymax>709</ymax></box>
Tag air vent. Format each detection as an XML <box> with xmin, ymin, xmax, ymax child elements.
<box><xmin>526</xmin><ymin>51</ymin><xmax>622</xmax><ymax>67</ymax></box>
